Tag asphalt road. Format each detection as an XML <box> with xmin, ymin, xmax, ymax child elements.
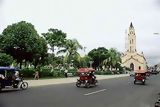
<box><xmin>0</xmin><ymin>74</ymin><xmax>160</xmax><ymax>107</ymax></box>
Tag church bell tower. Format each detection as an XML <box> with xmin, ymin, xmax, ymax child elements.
<box><xmin>127</xmin><ymin>22</ymin><xmax>136</xmax><ymax>53</ymax></box>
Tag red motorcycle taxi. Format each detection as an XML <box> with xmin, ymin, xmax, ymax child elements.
<box><xmin>76</xmin><ymin>68</ymin><xmax>98</xmax><ymax>88</ymax></box>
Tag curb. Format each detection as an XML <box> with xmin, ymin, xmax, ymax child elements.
<box><xmin>26</xmin><ymin>74</ymin><xmax>129</xmax><ymax>87</ymax></box>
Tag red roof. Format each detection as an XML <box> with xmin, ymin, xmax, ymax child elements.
<box><xmin>77</xmin><ymin>68</ymin><xmax>95</xmax><ymax>73</ymax></box>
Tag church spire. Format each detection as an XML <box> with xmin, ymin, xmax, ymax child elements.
<box><xmin>130</xmin><ymin>22</ymin><xmax>134</xmax><ymax>28</ymax></box>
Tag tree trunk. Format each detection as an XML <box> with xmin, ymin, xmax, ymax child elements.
<box><xmin>24</xmin><ymin>60</ymin><xmax>27</xmax><ymax>67</ymax></box>
<box><xmin>19</xmin><ymin>61</ymin><xmax>22</xmax><ymax>69</ymax></box>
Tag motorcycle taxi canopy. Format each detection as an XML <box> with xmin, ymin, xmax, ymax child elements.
<box><xmin>0</xmin><ymin>67</ymin><xmax>20</xmax><ymax>77</ymax></box>
<box><xmin>77</xmin><ymin>68</ymin><xmax>95</xmax><ymax>73</ymax></box>
<box><xmin>134</xmin><ymin>70</ymin><xmax>146</xmax><ymax>74</ymax></box>
<box><xmin>0</xmin><ymin>67</ymin><xmax>18</xmax><ymax>71</ymax></box>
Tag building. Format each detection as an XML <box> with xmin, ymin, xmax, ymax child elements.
<box><xmin>121</xmin><ymin>22</ymin><xmax>147</xmax><ymax>71</ymax></box>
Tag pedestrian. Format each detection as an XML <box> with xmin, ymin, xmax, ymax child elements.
<box><xmin>64</xmin><ymin>69</ymin><xmax>68</xmax><ymax>78</ymax></box>
<box><xmin>34</xmin><ymin>70</ymin><xmax>39</xmax><ymax>80</ymax></box>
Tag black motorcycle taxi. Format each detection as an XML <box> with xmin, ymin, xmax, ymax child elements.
<box><xmin>0</xmin><ymin>67</ymin><xmax>28</xmax><ymax>91</ymax></box>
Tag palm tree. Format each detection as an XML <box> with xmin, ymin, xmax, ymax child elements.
<box><xmin>103</xmin><ymin>48</ymin><xmax>121</xmax><ymax>71</ymax></box>
<box><xmin>57</xmin><ymin>39</ymin><xmax>83</xmax><ymax>67</ymax></box>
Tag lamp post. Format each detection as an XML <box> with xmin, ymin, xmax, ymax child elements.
<box><xmin>83</xmin><ymin>46</ymin><xmax>86</xmax><ymax>56</ymax></box>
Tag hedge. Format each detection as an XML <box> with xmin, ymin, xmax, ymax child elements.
<box><xmin>95</xmin><ymin>70</ymin><xmax>125</xmax><ymax>75</ymax></box>
<box><xmin>20</xmin><ymin>67</ymin><xmax>78</xmax><ymax>78</ymax></box>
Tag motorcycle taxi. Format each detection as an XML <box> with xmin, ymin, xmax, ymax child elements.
<box><xmin>134</xmin><ymin>70</ymin><xmax>146</xmax><ymax>85</ymax></box>
<box><xmin>76</xmin><ymin>68</ymin><xmax>98</xmax><ymax>88</ymax></box>
<box><xmin>0</xmin><ymin>67</ymin><xmax>28</xmax><ymax>91</ymax></box>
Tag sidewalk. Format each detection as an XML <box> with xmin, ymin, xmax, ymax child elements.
<box><xmin>26</xmin><ymin>74</ymin><xmax>129</xmax><ymax>87</ymax></box>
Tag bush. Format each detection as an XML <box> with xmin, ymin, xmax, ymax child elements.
<box><xmin>40</xmin><ymin>67</ymin><xmax>52</xmax><ymax>77</ymax></box>
<box><xmin>68</xmin><ymin>68</ymin><xmax>77</xmax><ymax>76</ymax></box>
<box><xmin>0</xmin><ymin>53</ymin><xmax>13</xmax><ymax>66</ymax></box>
<box><xmin>21</xmin><ymin>68</ymin><xmax>35</xmax><ymax>78</ymax></box>
<box><xmin>124</xmin><ymin>67</ymin><xmax>132</xmax><ymax>71</ymax></box>
<box><xmin>95</xmin><ymin>70</ymin><xmax>112</xmax><ymax>75</ymax></box>
<box><xmin>95</xmin><ymin>70</ymin><xmax>125</xmax><ymax>75</ymax></box>
<box><xmin>52</xmin><ymin>69</ymin><xmax>65</xmax><ymax>78</ymax></box>
<box><xmin>21</xmin><ymin>67</ymin><xmax>77</xmax><ymax>78</ymax></box>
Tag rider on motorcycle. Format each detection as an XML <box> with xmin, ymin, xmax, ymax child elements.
<box><xmin>89</xmin><ymin>71</ymin><xmax>96</xmax><ymax>82</ymax></box>
<box><xmin>12</xmin><ymin>71</ymin><xmax>21</xmax><ymax>87</ymax></box>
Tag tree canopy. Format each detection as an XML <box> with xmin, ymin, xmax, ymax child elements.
<box><xmin>0</xmin><ymin>21</ymin><xmax>48</xmax><ymax>68</ymax></box>
<box><xmin>42</xmin><ymin>28</ymin><xmax>67</xmax><ymax>52</ymax></box>
<box><xmin>0</xmin><ymin>53</ymin><xmax>13</xmax><ymax>66</ymax></box>
<box><xmin>88</xmin><ymin>47</ymin><xmax>122</xmax><ymax>71</ymax></box>
<box><xmin>57</xmin><ymin>39</ymin><xmax>83</xmax><ymax>67</ymax></box>
<box><xmin>0</xmin><ymin>20</ymin><xmax>123</xmax><ymax>72</ymax></box>
<box><xmin>88</xmin><ymin>47</ymin><xmax>109</xmax><ymax>69</ymax></box>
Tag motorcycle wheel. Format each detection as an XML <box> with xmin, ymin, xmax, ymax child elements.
<box><xmin>85</xmin><ymin>82</ymin><xmax>90</xmax><ymax>88</ymax></box>
<box><xmin>76</xmin><ymin>82</ymin><xmax>81</xmax><ymax>87</ymax></box>
<box><xmin>134</xmin><ymin>80</ymin><xmax>136</xmax><ymax>84</ymax></box>
<box><xmin>20</xmin><ymin>82</ymin><xmax>28</xmax><ymax>90</ymax></box>
<box><xmin>94</xmin><ymin>80</ymin><xmax>98</xmax><ymax>86</ymax></box>
<box><xmin>142</xmin><ymin>81</ymin><xmax>145</xmax><ymax>85</ymax></box>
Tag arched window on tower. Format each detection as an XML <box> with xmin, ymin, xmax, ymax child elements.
<box><xmin>132</xmin><ymin>39</ymin><xmax>133</xmax><ymax>44</ymax></box>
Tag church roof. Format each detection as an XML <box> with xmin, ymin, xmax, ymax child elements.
<box><xmin>122</xmin><ymin>57</ymin><xmax>143</xmax><ymax>64</ymax></box>
<box><xmin>137</xmin><ymin>53</ymin><xmax>146</xmax><ymax>61</ymax></box>
<box><xmin>121</xmin><ymin>52</ymin><xmax>146</xmax><ymax>61</ymax></box>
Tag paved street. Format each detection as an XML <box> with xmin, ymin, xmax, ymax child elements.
<box><xmin>0</xmin><ymin>74</ymin><xmax>160</xmax><ymax>107</ymax></box>
<box><xmin>26</xmin><ymin>74</ymin><xmax>128</xmax><ymax>87</ymax></box>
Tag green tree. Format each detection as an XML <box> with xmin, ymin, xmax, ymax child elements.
<box><xmin>42</xmin><ymin>28</ymin><xmax>67</xmax><ymax>53</ymax></box>
<box><xmin>0</xmin><ymin>21</ymin><xmax>42</xmax><ymax>68</ymax></box>
<box><xmin>78</xmin><ymin>55</ymin><xmax>92</xmax><ymax>68</ymax></box>
<box><xmin>0</xmin><ymin>53</ymin><xmax>13</xmax><ymax>66</ymax></box>
<box><xmin>57</xmin><ymin>39</ymin><xmax>83</xmax><ymax>67</ymax></box>
<box><xmin>31</xmin><ymin>37</ymin><xmax>48</xmax><ymax>68</ymax></box>
<box><xmin>103</xmin><ymin>48</ymin><xmax>122</xmax><ymax>71</ymax></box>
<box><xmin>88</xmin><ymin>47</ymin><xmax>109</xmax><ymax>70</ymax></box>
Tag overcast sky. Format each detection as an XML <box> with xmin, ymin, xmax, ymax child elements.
<box><xmin>0</xmin><ymin>0</ymin><xmax>160</xmax><ymax>66</ymax></box>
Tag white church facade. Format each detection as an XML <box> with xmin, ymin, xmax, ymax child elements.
<box><xmin>121</xmin><ymin>22</ymin><xmax>147</xmax><ymax>71</ymax></box>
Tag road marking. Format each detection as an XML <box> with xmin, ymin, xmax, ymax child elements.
<box><xmin>84</xmin><ymin>89</ymin><xmax>106</xmax><ymax>96</ymax></box>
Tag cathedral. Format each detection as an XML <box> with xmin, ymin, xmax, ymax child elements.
<box><xmin>121</xmin><ymin>22</ymin><xmax>147</xmax><ymax>71</ymax></box>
